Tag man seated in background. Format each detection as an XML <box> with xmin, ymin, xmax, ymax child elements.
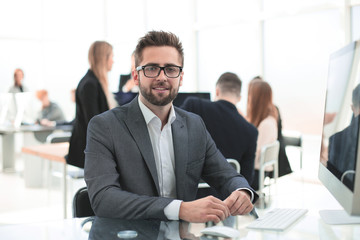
<box><xmin>85</xmin><ymin>31</ymin><xmax>258</xmax><ymax>223</ymax></box>
<box><xmin>35</xmin><ymin>89</ymin><xmax>65</xmax><ymax>126</ymax></box>
<box><xmin>181</xmin><ymin>72</ymin><xmax>258</xmax><ymax>195</ymax></box>
<box><xmin>328</xmin><ymin>83</ymin><xmax>360</xmax><ymax>191</ymax></box>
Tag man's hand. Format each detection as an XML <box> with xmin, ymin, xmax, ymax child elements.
<box><xmin>224</xmin><ymin>190</ymin><xmax>253</xmax><ymax>215</ymax></box>
<box><xmin>179</xmin><ymin>196</ymin><xmax>230</xmax><ymax>223</ymax></box>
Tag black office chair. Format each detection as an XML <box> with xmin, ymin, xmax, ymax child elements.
<box><xmin>283</xmin><ymin>132</ymin><xmax>303</xmax><ymax>170</ymax></box>
<box><xmin>72</xmin><ymin>187</ymin><xmax>95</xmax><ymax>218</ymax></box>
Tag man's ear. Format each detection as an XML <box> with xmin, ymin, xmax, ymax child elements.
<box><xmin>237</xmin><ymin>95</ymin><xmax>241</xmax><ymax>103</ymax></box>
<box><xmin>215</xmin><ymin>87</ymin><xmax>220</xmax><ymax>97</ymax></box>
<box><xmin>352</xmin><ymin>104</ymin><xmax>360</xmax><ymax>116</ymax></box>
<box><xmin>133</xmin><ymin>70</ymin><xmax>139</xmax><ymax>86</ymax></box>
<box><xmin>179</xmin><ymin>71</ymin><xmax>184</xmax><ymax>86</ymax></box>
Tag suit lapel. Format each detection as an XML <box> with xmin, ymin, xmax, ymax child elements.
<box><xmin>172</xmin><ymin>110</ymin><xmax>188</xmax><ymax>200</ymax></box>
<box><xmin>123</xmin><ymin>98</ymin><xmax>160</xmax><ymax>195</ymax></box>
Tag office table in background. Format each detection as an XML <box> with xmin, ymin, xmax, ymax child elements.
<box><xmin>0</xmin><ymin>124</ymin><xmax>72</xmax><ymax>172</ymax></box>
<box><xmin>22</xmin><ymin>142</ymin><xmax>69</xmax><ymax>218</ymax></box>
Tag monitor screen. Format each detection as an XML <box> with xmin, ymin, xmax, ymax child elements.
<box><xmin>319</xmin><ymin>40</ymin><xmax>360</xmax><ymax>221</ymax></box>
<box><xmin>113</xmin><ymin>92</ymin><xmax>211</xmax><ymax>108</ymax></box>
<box><xmin>172</xmin><ymin>92</ymin><xmax>211</xmax><ymax>107</ymax></box>
<box><xmin>113</xmin><ymin>92</ymin><xmax>138</xmax><ymax>106</ymax></box>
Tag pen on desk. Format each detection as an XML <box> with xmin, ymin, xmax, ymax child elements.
<box><xmin>250</xmin><ymin>208</ymin><xmax>259</xmax><ymax>219</ymax></box>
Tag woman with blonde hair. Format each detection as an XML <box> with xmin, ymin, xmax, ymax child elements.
<box><xmin>67</xmin><ymin>41</ymin><xmax>116</xmax><ymax>168</ymax></box>
<box><xmin>247</xmin><ymin>79</ymin><xmax>278</xmax><ymax>190</ymax></box>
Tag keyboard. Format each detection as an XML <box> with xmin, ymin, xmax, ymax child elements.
<box><xmin>247</xmin><ymin>208</ymin><xmax>308</xmax><ymax>231</ymax></box>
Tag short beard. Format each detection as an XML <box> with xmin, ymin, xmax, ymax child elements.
<box><xmin>138</xmin><ymin>78</ymin><xmax>179</xmax><ymax>106</ymax></box>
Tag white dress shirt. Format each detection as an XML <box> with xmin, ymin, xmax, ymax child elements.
<box><xmin>138</xmin><ymin>98</ymin><xmax>182</xmax><ymax>220</ymax></box>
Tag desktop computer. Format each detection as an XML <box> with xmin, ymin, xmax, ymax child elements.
<box><xmin>0</xmin><ymin>92</ymin><xmax>37</xmax><ymax>127</ymax></box>
<box><xmin>0</xmin><ymin>93</ymin><xmax>12</xmax><ymax>126</ymax></box>
<box><xmin>318</xmin><ymin>39</ymin><xmax>360</xmax><ymax>224</ymax></box>
<box><xmin>172</xmin><ymin>92</ymin><xmax>211</xmax><ymax>107</ymax></box>
<box><xmin>247</xmin><ymin>40</ymin><xmax>360</xmax><ymax>231</ymax></box>
<box><xmin>113</xmin><ymin>91</ymin><xmax>211</xmax><ymax>107</ymax></box>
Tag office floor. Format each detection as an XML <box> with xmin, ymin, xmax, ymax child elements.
<box><xmin>0</xmin><ymin>134</ymin><xmax>322</xmax><ymax>226</ymax></box>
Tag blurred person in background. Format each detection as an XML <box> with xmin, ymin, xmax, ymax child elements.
<box><xmin>35</xmin><ymin>89</ymin><xmax>66</xmax><ymax>126</ymax></box>
<box><xmin>67</xmin><ymin>41</ymin><xmax>116</xmax><ymax>169</ymax></box>
<box><xmin>246</xmin><ymin>80</ymin><xmax>278</xmax><ymax>190</ymax></box>
<box><xmin>251</xmin><ymin>76</ymin><xmax>292</xmax><ymax>177</ymax></box>
<box><xmin>9</xmin><ymin>68</ymin><xmax>28</xmax><ymax>93</ymax></box>
<box><xmin>181</xmin><ymin>72</ymin><xmax>258</xmax><ymax>186</ymax></box>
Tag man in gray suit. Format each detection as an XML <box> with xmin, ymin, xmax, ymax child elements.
<box><xmin>85</xmin><ymin>31</ymin><xmax>258</xmax><ymax>223</ymax></box>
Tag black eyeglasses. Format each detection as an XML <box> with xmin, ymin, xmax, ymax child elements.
<box><xmin>136</xmin><ymin>65</ymin><xmax>182</xmax><ymax>78</ymax></box>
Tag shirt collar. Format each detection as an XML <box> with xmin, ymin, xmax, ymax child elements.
<box><xmin>138</xmin><ymin>97</ymin><xmax>177</xmax><ymax>125</ymax></box>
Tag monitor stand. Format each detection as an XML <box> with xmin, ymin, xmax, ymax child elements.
<box><xmin>319</xmin><ymin>210</ymin><xmax>360</xmax><ymax>225</ymax></box>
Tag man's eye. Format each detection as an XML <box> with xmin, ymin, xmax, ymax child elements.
<box><xmin>145</xmin><ymin>66</ymin><xmax>158</xmax><ymax>71</ymax></box>
<box><xmin>166</xmin><ymin>67</ymin><xmax>176</xmax><ymax>72</ymax></box>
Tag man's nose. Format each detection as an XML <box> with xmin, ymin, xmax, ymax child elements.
<box><xmin>157</xmin><ymin>68</ymin><xmax>167</xmax><ymax>81</ymax></box>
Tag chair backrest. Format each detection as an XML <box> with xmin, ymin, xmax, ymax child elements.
<box><xmin>226</xmin><ymin>158</ymin><xmax>241</xmax><ymax>173</ymax></box>
<box><xmin>72</xmin><ymin>187</ymin><xmax>95</xmax><ymax>218</ymax></box>
<box><xmin>283</xmin><ymin>131</ymin><xmax>302</xmax><ymax>147</ymax></box>
<box><xmin>259</xmin><ymin>140</ymin><xmax>280</xmax><ymax>167</ymax></box>
<box><xmin>46</xmin><ymin>131</ymin><xmax>71</xmax><ymax>143</ymax></box>
<box><xmin>198</xmin><ymin>158</ymin><xmax>241</xmax><ymax>189</ymax></box>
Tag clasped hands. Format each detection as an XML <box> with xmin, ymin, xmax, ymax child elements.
<box><xmin>179</xmin><ymin>190</ymin><xmax>253</xmax><ymax>223</ymax></box>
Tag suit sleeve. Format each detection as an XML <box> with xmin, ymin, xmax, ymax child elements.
<box><xmin>84</xmin><ymin>114</ymin><xmax>173</xmax><ymax>220</ymax></box>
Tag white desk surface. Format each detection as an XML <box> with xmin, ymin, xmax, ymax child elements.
<box><xmin>0</xmin><ymin>173</ymin><xmax>359</xmax><ymax>240</ymax></box>
<box><xmin>0</xmin><ymin>124</ymin><xmax>72</xmax><ymax>134</ymax></box>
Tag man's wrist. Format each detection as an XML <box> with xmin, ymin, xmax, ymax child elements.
<box><xmin>164</xmin><ymin>200</ymin><xmax>182</xmax><ymax>220</ymax></box>
<box><xmin>236</xmin><ymin>188</ymin><xmax>254</xmax><ymax>202</ymax></box>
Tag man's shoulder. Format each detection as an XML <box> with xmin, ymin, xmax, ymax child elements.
<box><xmin>91</xmin><ymin>105</ymin><xmax>128</xmax><ymax>123</ymax></box>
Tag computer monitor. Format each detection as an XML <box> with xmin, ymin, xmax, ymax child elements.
<box><xmin>114</xmin><ymin>91</ymin><xmax>211</xmax><ymax>107</ymax></box>
<box><xmin>0</xmin><ymin>93</ymin><xmax>12</xmax><ymax>126</ymax></box>
<box><xmin>319</xmin><ymin>39</ymin><xmax>360</xmax><ymax>224</ymax></box>
<box><xmin>172</xmin><ymin>92</ymin><xmax>211</xmax><ymax>107</ymax></box>
<box><xmin>0</xmin><ymin>92</ymin><xmax>37</xmax><ymax>127</ymax></box>
<box><xmin>113</xmin><ymin>91</ymin><xmax>138</xmax><ymax>106</ymax></box>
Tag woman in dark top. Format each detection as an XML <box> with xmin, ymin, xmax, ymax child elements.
<box><xmin>67</xmin><ymin>41</ymin><xmax>116</xmax><ymax>168</ymax></box>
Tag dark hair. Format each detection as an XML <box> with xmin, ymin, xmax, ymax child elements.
<box><xmin>134</xmin><ymin>31</ymin><xmax>184</xmax><ymax>67</ymax></box>
<box><xmin>216</xmin><ymin>72</ymin><xmax>242</xmax><ymax>97</ymax></box>
<box><xmin>353</xmin><ymin>84</ymin><xmax>360</xmax><ymax>108</ymax></box>
<box><xmin>251</xmin><ymin>75</ymin><xmax>263</xmax><ymax>81</ymax></box>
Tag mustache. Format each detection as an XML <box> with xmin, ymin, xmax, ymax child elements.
<box><xmin>152</xmin><ymin>82</ymin><xmax>170</xmax><ymax>88</ymax></box>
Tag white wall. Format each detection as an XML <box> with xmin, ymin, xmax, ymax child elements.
<box><xmin>0</xmin><ymin>0</ymin><xmax>359</xmax><ymax>134</ymax></box>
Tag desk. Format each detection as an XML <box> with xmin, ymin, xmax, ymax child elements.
<box><xmin>0</xmin><ymin>124</ymin><xmax>72</xmax><ymax>171</ymax></box>
<box><xmin>0</xmin><ymin>174</ymin><xmax>359</xmax><ymax>239</ymax></box>
<box><xmin>22</xmin><ymin>143</ymin><xmax>69</xmax><ymax>218</ymax></box>
<box><xmin>0</xmin><ymin>218</ymin><xmax>87</xmax><ymax>240</ymax></box>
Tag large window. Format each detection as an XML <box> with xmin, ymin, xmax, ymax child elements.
<box><xmin>0</xmin><ymin>0</ymin><xmax>359</xmax><ymax>133</ymax></box>
<box><xmin>352</xmin><ymin>5</ymin><xmax>360</xmax><ymax>41</ymax></box>
<box><xmin>264</xmin><ymin>10</ymin><xmax>343</xmax><ymax>134</ymax></box>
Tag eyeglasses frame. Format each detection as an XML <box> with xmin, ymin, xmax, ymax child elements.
<box><xmin>136</xmin><ymin>65</ymin><xmax>183</xmax><ymax>78</ymax></box>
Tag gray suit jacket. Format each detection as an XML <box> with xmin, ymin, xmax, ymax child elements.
<box><xmin>85</xmin><ymin>97</ymin><xmax>257</xmax><ymax>220</ymax></box>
